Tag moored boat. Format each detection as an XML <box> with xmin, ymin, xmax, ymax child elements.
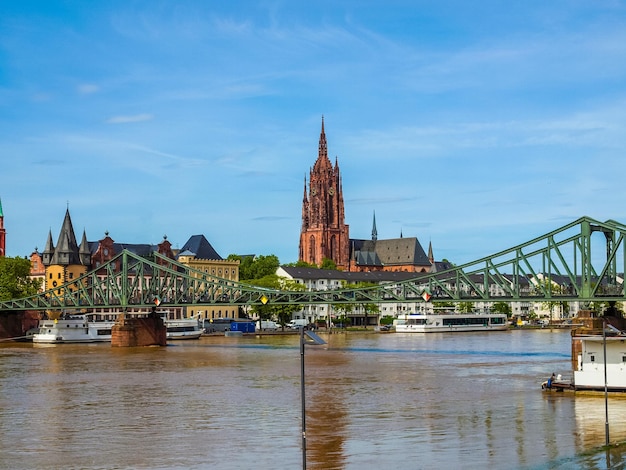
<box><xmin>33</xmin><ymin>314</ymin><xmax>116</xmax><ymax>343</ymax></box>
<box><xmin>394</xmin><ymin>313</ymin><xmax>508</xmax><ymax>333</ymax></box>
<box><xmin>541</xmin><ymin>311</ymin><xmax>626</xmax><ymax>393</ymax></box>
<box><xmin>165</xmin><ymin>318</ymin><xmax>204</xmax><ymax>340</ymax></box>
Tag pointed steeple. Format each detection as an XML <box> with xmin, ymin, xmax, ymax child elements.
<box><xmin>0</xmin><ymin>198</ymin><xmax>3</xmax><ymax>217</ymax></box>
<box><xmin>79</xmin><ymin>229</ymin><xmax>91</xmax><ymax>265</ymax></box>
<box><xmin>42</xmin><ymin>229</ymin><xmax>55</xmax><ymax>265</ymax></box>
<box><xmin>371</xmin><ymin>211</ymin><xmax>378</xmax><ymax>242</ymax></box>
<box><xmin>319</xmin><ymin>115</ymin><xmax>327</xmax><ymax>158</ymax></box>
<box><xmin>50</xmin><ymin>208</ymin><xmax>81</xmax><ymax>265</ymax></box>
<box><xmin>428</xmin><ymin>240</ymin><xmax>434</xmax><ymax>264</ymax></box>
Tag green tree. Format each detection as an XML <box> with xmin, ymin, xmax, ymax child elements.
<box><xmin>491</xmin><ymin>302</ymin><xmax>512</xmax><ymax>316</ymax></box>
<box><xmin>320</xmin><ymin>258</ymin><xmax>337</xmax><ymax>270</ymax></box>
<box><xmin>228</xmin><ymin>254</ymin><xmax>280</xmax><ymax>280</ymax></box>
<box><xmin>0</xmin><ymin>256</ymin><xmax>40</xmax><ymax>301</ymax></box>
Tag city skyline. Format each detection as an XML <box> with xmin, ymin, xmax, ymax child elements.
<box><xmin>2</xmin><ymin>1</ymin><xmax>626</xmax><ymax>264</ymax></box>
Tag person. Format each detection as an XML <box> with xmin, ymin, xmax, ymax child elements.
<box><xmin>547</xmin><ymin>373</ymin><xmax>556</xmax><ymax>389</ymax></box>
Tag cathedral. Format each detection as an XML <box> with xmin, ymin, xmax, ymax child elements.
<box><xmin>299</xmin><ymin>118</ymin><xmax>438</xmax><ymax>273</ymax></box>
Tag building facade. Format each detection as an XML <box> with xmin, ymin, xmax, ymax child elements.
<box><xmin>299</xmin><ymin>117</ymin><xmax>351</xmax><ymax>270</ymax></box>
<box><xmin>39</xmin><ymin>209</ymin><xmax>236</xmax><ymax>320</ymax></box>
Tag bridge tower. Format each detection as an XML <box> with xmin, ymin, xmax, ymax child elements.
<box><xmin>299</xmin><ymin>117</ymin><xmax>350</xmax><ymax>269</ymax></box>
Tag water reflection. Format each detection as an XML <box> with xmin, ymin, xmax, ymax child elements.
<box><xmin>0</xmin><ymin>331</ymin><xmax>625</xmax><ymax>469</ymax></box>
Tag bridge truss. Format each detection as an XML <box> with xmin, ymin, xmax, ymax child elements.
<box><xmin>1</xmin><ymin>216</ymin><xmax>625</xmax><ymax>313</ymax></box>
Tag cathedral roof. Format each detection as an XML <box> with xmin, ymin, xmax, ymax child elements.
<box><xmin>350</xmin><ymin>237</ymin><xmax>431</xmax><ymax>268</ymax></box>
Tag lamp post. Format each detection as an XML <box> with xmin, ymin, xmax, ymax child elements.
<box><xmin>300</xmin><ymin>326</ymin><xmax>326</xmax><ymax>470</ymax></box>
<box><xmin>603</xmin><ymin>316</ymin><xmax>610</xmax><ymax>447</ymax></box>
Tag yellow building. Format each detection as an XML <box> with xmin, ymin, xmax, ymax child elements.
<box><xmin>42</xmin><ymin>208</ymin><xmax>90</xmax><ymax>294</ymax></box>
<box><xmin>175</xmin><ymin>234</ymin><xmax>241</xmax><ymax>321</ymax></box>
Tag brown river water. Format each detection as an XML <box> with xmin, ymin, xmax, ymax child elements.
<box><xmin>1</xmin><ymin>329</ymin><xmax>626</xmax><ymax>470</ymax></box>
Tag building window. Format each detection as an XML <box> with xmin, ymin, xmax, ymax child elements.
<box><xmin>590</xmin><ymin>355</ymin><xmax>595</xmax><ymax>362</ymax></box>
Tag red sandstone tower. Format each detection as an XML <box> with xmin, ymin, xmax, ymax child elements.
<box><xmin>299</xmin><ymin>118</ymin><xmax>350</xmax><ymax>269</ymax></box>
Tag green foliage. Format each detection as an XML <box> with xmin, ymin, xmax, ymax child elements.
<box><xmin>319</xmin><ymin>258</ymin><xmax>337</xmax><ymax>270</ymax></box>
<box><xmin>283</xmin><ymin>260</ymin><xmax>318</xmax><ymax>268</ymax></box>
<box><xmin>457</xmin><ymin>301</ymin><xmax>475</xmax><ymax>313</ymax></box>
<box><xmin>491</xmin><ymin>302</ymin><xmax>512</xmax><ymax>316</ymax></box>
<box><xmin>380</xmin><ymin>315</ymin><xmax>395</xmax><ymax>325</ymax></box>
<box><xmin>0</xmin><ymin>257</ymin><xmax>40</xmax><ymax>301</ymax></box>
<box><xmin>227</xmin><ymin>254</ymin><xmax>280</xmax><ymax>280</ymax></box>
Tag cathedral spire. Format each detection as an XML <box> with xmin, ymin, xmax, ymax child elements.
<box><xmin>372</xmin><ymin>211</ymin><xmax>378</xmax><ymax>242</ymax></box>
<box><xmin>318</xmin><ymin>115</ymin><xmax>328</xmax><ymax>160</ymax></box>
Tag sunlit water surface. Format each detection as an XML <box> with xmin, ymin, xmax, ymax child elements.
<box><xmin>1</xmin><ymin>329</ymin><xmax>626</xmax><ymax>469</ymax></box>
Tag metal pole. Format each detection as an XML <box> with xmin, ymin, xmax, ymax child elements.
<box><xmin>603</xmin><ymin>317</ymin><xmax>610</xmax><ymax>446</ymax></box>
<box><xmin>300</xmin><ymin>325</ymin><xmax>306</xmax><ymax>470</ymax></box>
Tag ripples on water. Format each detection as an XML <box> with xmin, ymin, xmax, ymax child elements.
<box><xmin>0</xmin><ymin>330</ymin><xmax>625</xmax><ymax>469</ymax></box>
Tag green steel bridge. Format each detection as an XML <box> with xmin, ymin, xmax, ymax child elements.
<box><xmin>1</xmin><ymin>216</ymin><xmax>626</xmax><ymax>314</ymax></box>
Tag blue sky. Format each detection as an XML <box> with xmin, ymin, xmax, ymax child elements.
<box><xmin>2</xmin><ymin>1</ymin><xmax>626</xmax><ymax>265</ymax></box>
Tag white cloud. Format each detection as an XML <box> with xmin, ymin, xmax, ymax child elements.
<box><xmin>77</xmin><ymin>84</ymin><xmax>100</xmax><ymax>95</ymax></box>
<box><xmin>105</xmin><ymin>113</ymin><xmax>154</xmax><ymax>124</ymax></box>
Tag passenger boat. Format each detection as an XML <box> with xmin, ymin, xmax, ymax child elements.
<box><xmin>164</xmin><ymin>317</ymin><xmax>204</xmax><ymax>340</ymax></box>
<box><xmin>394</xmin><ymin>313</ymin><xmax>509</xmax><ymax>333</ymax></box>
<box><xmin>32</xmin><ymin>314</ymin><xmax>116</xmax><ymax>343</ymax></box>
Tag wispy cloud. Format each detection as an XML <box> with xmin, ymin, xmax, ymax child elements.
<box><xmin>106</xmin><ymin>113</ymin><xmax>154</xmax><ymax>124</ymax></box>
<box><xmin>77</xmin><ymin>84</ymin><xmax>100</xmax><ymax>95</ymax></box>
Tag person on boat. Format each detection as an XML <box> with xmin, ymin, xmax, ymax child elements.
<box><xmin>546</xmin><ymin>373</ymin><xmax>556</xmax><ymax>389</ymax></box>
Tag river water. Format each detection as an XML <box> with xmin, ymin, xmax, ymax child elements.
<box><xmin>1</xmin><ymin>329</ymin><xmax>626</xmax><ymax>470</ymax></box>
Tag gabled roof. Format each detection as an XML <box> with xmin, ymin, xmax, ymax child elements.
<box><xmin>178</xmin><ymin>235</ymin><xmax>222</xmax><ymax>260</ymax></box>
<box><xmin>350</xmin><ymin>236</ymin><xmax>430</xmax><ymax>268</ymax></box>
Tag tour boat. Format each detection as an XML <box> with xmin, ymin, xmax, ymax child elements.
<box><xmin>164</xmin><ymin>317</ymin><xmax>204</xmax><ymax>340</ymax></box>
<box><xmin>394</xmin><ymin>313</ymin><xmax>509</xmax><ymax>333</ymax></box>
<box><xmin>32</xmin><ymin>315</ymin><xmax>116</xmax><ymax>343</ymax></box>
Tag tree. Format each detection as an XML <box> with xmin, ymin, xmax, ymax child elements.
<box><xmin>457</xmin><ymin>301</ymin><xmax>475</xmax><ymax>313</ymax></box>
<box><xmin>0</xmin><ymin>256</ymin><xmax>40</xmax><ymax>301</ymax></box>
<box><xmin>491</xmin><ymin>302</ymin><xmax>512</xmax><ymax>316</ymax></box>
<box><xmin>227</xmin><ymin>254</ymin><xmax>280</xmax><ymax>280</ymax></box>
<box><xmin>320</xmin><ymin>258</ymin><xmax>337</xmax><ymax>270</ymax></box>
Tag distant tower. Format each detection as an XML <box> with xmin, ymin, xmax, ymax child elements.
<box><xmin>0</xmin><ymin>198</ymin><xmax>5</xmax><ymax>257</ymax></box>
<box><xmin>371</xmin><ymin>211</ymin><xmax>378</xmax><ymax>242</ymax></box>
<box><xmin>299</xmin><ymin>117</ymin><xmax>350</xmax><ymax>269</ymax></box>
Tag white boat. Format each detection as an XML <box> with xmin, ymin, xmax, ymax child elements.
<box><xmin>542</xmin><ymin>313</ymin><xmax>626</xmax><ymax>393</ymax></box>
<box><xmin>165</xmin><ymin>318</ymin><xmax>204</xmax><ymax>340</ymax></box>
<box><xmin>394</xmin><ymin>313</ymin><xmax>508</xmax><ymax>333</ymax></box>
<box><xmin>572</xmin><ymin>332</ymin><xmax>626</xmax><ymax>392</ymax></box>
<box><xmin>33</xmin><ymin>315</ymin><xmax>116</xmax><ymax>343</ymax></box>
